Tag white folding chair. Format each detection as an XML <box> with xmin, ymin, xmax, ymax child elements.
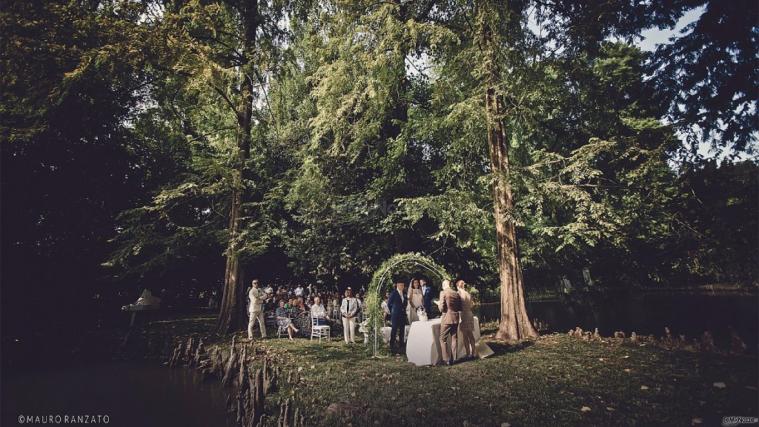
<box><xmin>310</xmin><ymin>316</ymin><xmax>330</xmax><ymax>342</ymax></box>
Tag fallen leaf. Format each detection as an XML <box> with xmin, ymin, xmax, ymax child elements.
<box><xmin>581</xmin><ymin>406</ymin><xmax>592</xmax><ymax>413</ymax></box>
<box><xmin>641</xmin><ymin>385</ymin><xmax>649</xmax><ymax>390</ymax></box>
<box><xmin>713</xmin><ymin>382</ymin><xmax>726</xmax><ymax>389</ymax></box>
<box><xmin>606</xmin><ymin>407</ymin><xmax>616</xmax><ymax>412</ymax></box>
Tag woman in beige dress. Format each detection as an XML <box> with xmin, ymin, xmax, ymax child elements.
<box><xmin>456</xmin><ymin>279</ymin><xmax>476</xmax><ymax>360</ymax></box>
<box><xmin>407</xmin><ymin>278</ymin><xmax>423</xmax><ymax>323</ymax></box>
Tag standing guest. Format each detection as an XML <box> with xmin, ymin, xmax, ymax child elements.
<box><xmin>329</xmin><ymin>295</ymin><xmax>340</xmax><ymax>320</ymax></box>
<box><xmin>294</xmin><ymin>284</ymin><xmax>305</xmax><ymax>298</ymax></box>
<box><xmin>387</xmin><ymin>281</ymin><xmax>408</xmax><ymax>354</ymax></box>
<box><xmin>456</xmin><ymin>279</ymin><xmax>476</xmax><ymax>360</ymax></box>
<box><xmin>437</xmin><ymin>279</ymin><xmax>462</xmax><ymax>366</ymax></box>
<box><xmin>247</xmin><ymin>280</ymin><xmax>267</xmax><ymax>339</ymax></box>
<box><xmin>421</xmin><ymin>279</ymin><xmax>434</xmax><ymax>317</ymax></box>
<box><xmin>276</xmin><ymin>300</ymin><xmax>299</xmax><ymax>340</ymax></box>
<box><xmin>381</xmin><ymin>292</ymin><xmax>391</xmax><ymax>325</ymax></box>
<box><xmin>326</xmin><ymin>296</ymin><xmax>335</xmax><ymax>319</ymax></box>
<box><xmin>340</xmin><ymin>287</ymin><xmax>359</xmax><ymax>343</ymax></box>
<box><xmin>356</xmin><ymin>293</ymin><xmax>366</xmax><ymax>323</ymax></box>
<box><xmin>310</xmin><ymin>296</ymin><xmax>330</xmax><ymax>325</ymax></box>
<box><xmin>407</xmin><ymin>278</ymin><xmax>423</xmax><ymax>323</ymax></box>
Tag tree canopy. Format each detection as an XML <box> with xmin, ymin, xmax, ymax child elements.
<box><xmin>1</xmin><ymin>0</ymin><xmax>756</xmax><ymax>342</ymax></box>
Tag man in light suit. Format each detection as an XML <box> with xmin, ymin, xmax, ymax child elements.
<box><xmin>248</xmin><ymin>279</ymin><xmax>267</xmax><ymax>339</ymax></box>
<box><xmin>340</xmin><ymin>287</ymin><xmax>359</xmax><ymax>343</ymax></box>
<box><xmin>387</xmin><ymin>281</ymin><xmax>408</xmax><ymax>354</ymax></box>
<box><xmin>437</xmin><ymin>279</ymin><xmax>462</xmax><ymax>365</ymax></box>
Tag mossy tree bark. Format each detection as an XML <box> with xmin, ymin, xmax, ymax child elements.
<box><xmin>217</xmin><ymin>1</ymin><xmax>258</xmax><ymax>334</ymax></box>
<box><xmin>479</xmin><ymin>2</ymin><xmax>537</xmax><ymax>342</ymax></box>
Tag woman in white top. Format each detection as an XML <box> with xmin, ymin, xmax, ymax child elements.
<box><xmin>310</xmin><ymin>296</ymin><xmax>330</xmax><ymax>326</ymax></box>
<box><xmin>407</xmin><ymin>278</ymin><xmax>423</xmax><ymax>323</ymax></box>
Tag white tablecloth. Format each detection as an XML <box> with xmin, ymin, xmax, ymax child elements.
<box><xmin>405</xmin><ymin>317</ymin><xmax>481</xmax><ymax>366</ymax></box>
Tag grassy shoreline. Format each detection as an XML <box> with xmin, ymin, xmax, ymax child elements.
<box><xmin>134</xmin><ymin>314</ymin><xmax>758</xmax><ymax>426</ymax></box>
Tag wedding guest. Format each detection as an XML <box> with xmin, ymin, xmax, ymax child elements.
<box><xmin>247</xmin><ymin>280</ymin><xmax>267</xmax><ymax>339</ymax></box>
<box><xmin>358</xmin><ymin>293</ymin><xmax>367</xmax><ymax>322</ymax></box>
<box><xmin>381</xmin><ymin>292</ymin><xmax>391</xmax><ymax>325</ymax></box>
<box><xmin>340</xmin><ymin>287</ymin><xmax>359</xmax><ymax>343</ymax></box>
<box><xmin>387</xmin><ymin>281</ymin><xmax>408</xmax><ymax>354</ymax></box>
<box><xmin>295</xmin><ymin>297</ymin><xmax>308</xmax><ymax>313</ymax></box>
<box><xmin>456</xmin><ymin>279</ymin><xmax>476</xmax><ymax>360</ymax></box>
<box><xmin>294</xmin><ymin>284</ymin><xmax>305</xmax><ymax>297</ymax></box>
<box><xmin>407</xmin><ymin>278</ymin><xmax>423</xmax><ymax>322</ymax></box>
<box><xmin>276</xmin><ymin>300</ymin><xmax>299</xmax><ymax>340</ymax></box>
<box><xmin>310</xmin><ymin>296</ymin><xmax>330</xmax><ymax>326</ymax></box>
<box><xmin>437</xmin><ymin>279</ymin><xmax>462</xmax><ymax>365</ymax></box>
<box><xmin>330</xmin><ymin>295</ymin><xmax>341</xmax><ymax>319</ymax></box>
<box><xmin>421</xmin><ymin>278</ymin><xmax>434</xmax><ymax>317</ymax></box>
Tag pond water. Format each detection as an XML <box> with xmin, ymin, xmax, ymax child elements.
<box><xmin>2</xmin><ymin>361</ymin><xmax>233</xmax><ymax>427</ymax></box>
<box><xmin>479</xmin><ymin>294</ymin><xmax>758</xmax><ymax>349</ymax></box>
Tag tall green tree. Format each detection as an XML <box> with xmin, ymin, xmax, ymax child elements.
<box><xmin>396</xmin><ymin>0</ymin><xmax>697</xmax><ymax>340</ymax></box>
<box><xmin>1</xmin><ymin>0</ymin><xmax>172</xmax><ymax>364</ymax></box>
<box><xmin>649</xmin><ymin>0</ymin><xmax>758</xmax><ymax>155</ymax></box>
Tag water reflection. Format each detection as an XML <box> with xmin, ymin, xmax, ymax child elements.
<box><xmin>478</xmin><ymin>294</ymin><xmax>758</xmax><ymax>348</ymax></box>
<box><xmin>2</xmin><ymin>361</ymin><xmax>233</xmax><ymax>427</ymax></box>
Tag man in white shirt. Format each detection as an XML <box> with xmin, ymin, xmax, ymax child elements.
<box><xmin>340</xmin><ymin>287</ymin><xmax>359</xmax><ymax>343</ymax></box>
<box><xmin>247</xmin><ymin>279</ymin><xmax>267</xmax><ymax>339</ymax></box>
<box><xmin>294</xmin><ymin>284</ymin><xmax>304</xmax><ymax>297</ymax></box>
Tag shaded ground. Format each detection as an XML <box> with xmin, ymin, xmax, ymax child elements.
<box><xmin>132</xmin><ymin>314</ymin><xmax>758</xmax><ymax>426</ymax></box>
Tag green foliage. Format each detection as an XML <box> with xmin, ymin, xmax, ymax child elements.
<box><xmin>650</xmin><ymin>0</ymin><xmax>759</xmax><ymax>155</ymax></box>
<box><xmin>4</xmin><ymin>1</ymin><xmax>755</xmax><ymax>339</ymax></box>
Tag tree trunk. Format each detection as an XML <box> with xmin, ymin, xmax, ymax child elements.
<box><xmin>480</xmin><ymin>6</ymin><xmax>537</xmax><ymax>342</ymax></box>
<box><xmin>216</xmin><ymin>1</ymin><xmax>258</xmax><ymax>335</ymax></box>
<box><xmin>217</xmin><ymin>186</ymin><xmax>243</xmax><ymax>333</ymax></box>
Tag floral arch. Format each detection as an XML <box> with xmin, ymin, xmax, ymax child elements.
<box><xmin>364</xmin><ymin>252</ymin><xmax>450</xmax><ymax>357</ymax></box>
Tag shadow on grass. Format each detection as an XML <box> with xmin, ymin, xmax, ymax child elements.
<box><xmin>486</xmin><ymin>339</ymin><xmax>535</xmax><ymax>356</ymax></box>
<box><xmin>297</xmin><ymin>342</ymin><xmax>367</xmax><ymax>363</ymax></box>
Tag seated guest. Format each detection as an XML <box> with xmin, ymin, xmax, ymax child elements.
<box><xmin>276</xmin><ymin>300</ymin><xmax>299</xmax><ymax>340</ymax></box>
<box><xmin>295</xmin><ymin>297</ymin><xmax>308</xmax><ymax>316</ymax></box>
<box><xmin>310</xmin><ymin>296</ymin><xmax>330</xmax><ymax>325</ymax></box>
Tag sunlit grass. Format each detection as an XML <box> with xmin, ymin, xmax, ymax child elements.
<box><xmin>138</xmin><ymin>316</ymin><xmax>758</xmax><ymax>426</ymax></box>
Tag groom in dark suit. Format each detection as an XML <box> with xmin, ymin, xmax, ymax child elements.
<box><xmin>387</xmin><ymin>280</ymin><xmax>407</xmax><ymax>354</ymax></box>
<box><xmin>421</xmin><ymin>278</ymin><xmax>434</xmax><ymax>317</ymax></box>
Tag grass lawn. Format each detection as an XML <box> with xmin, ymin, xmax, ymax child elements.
<box><xmin>134</xmin><ymin>313</ymin><xmax>758</xmax><ymax>426</ymax></box>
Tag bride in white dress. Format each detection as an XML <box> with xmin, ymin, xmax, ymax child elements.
<box><xmin>406</xmin><ymin>278</ymin><xmax>424</xmax><ymax>323</ymax></box>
